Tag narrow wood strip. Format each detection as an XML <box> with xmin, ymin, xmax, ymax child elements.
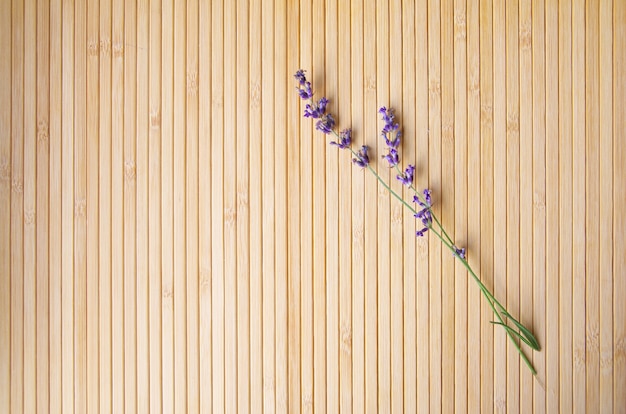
<box><xmin>48</xmin><ymin>0</ymin><xmax>63</xmax><ymax>411</ymax></box>
<box><xmin>428</xmin><ymin>0</ymin><xmax>443</xmax><ymax>410</ymax></box>
<box><xmin>478</xmin><ymin>0</ymin><xmax>494</xmax><ymax>411</ymax></box>
<box><xmin>135</xmin><ymin>1</ymin><xmax>150</xmax><ymax>412</ymax></box>
<box><xmin>0</xmin><ymin>0</ymin><xmax>12</xmax><ymax>409</ymax></box>
<box><xmin>363</xmin><ymin>0</ymin><xmax>379</xmax><ymax>411</ymax></box>
<box><xmin>518</xmin><ymin>0</ymin><xmax>535</xmax><ymax>410</ymax></box>
<box><xmin>262</xmin><ymin>0</ymin><xmax>276</xmax><ymax>411</ymax></box>
<box><xmin>185</xmin><ymin>0</ymin><xmax>200</xmax><ymax>411</ymax></box>
<box><xmin>22</xmin><ymin>0</ymin><xmax>37</xmax><ymax>411</ymax></box>
<box><xmin>548</xmin><ymin>2</ymin><xmax>572</xmax><ymax>412</ymax></box>
<box><xmin>401</xmin><ymin>1</ymin><xmax>417</xmax><ymax>412</ymax></box>
<box><xmin>286</xmin><ymin>0</ymin><xmax>302</xmax><ymax>412</ymax></box>
<box><xmin>440</xmin><ymin>0</ymin><xmax>456</xmax><ymax>410</ymax></box>
<box><xmin>98</xmin><ymin>0</ymin><xmax>113</xmax><ymax>410</ymax></box>
<box><xmin>173</xmin><ymin>0</ymin><xmax>187</xmax><ymax>412</ymax></box>
<box><xmin>236</xmin><ymin>0</ymin><xmax>251</xmax><ymax>409</ymax></box>
<box><xmin>598</xmin><ymin>1</ymin><xmax>614</xmax><ymax>412</ymax></box>
<box><xmin>453</xmin><ymin>0</ymin><xmax>468</xmax><ymax>411</ymax></box>
<box><xmin>505</xmin><ymin>0</ymin><xmax>521</xmax><ymax>410</ymax></box>
<box><xmin>122</xmin><ymin>0</ymin><xmax>138</xmax><ymax>412</ymax></box>
<box><xmin>60</xmin><ymin>0</ymin><xmax>74</xmax><ymax>410</ymax></box>
<box><xmin>466</xmin><ymin>0</ymin><xmax>482</xmax><ymax>411</ymax></box>
<box><xmin>531</xmin><ymin>0</ymin><xmax>547</xmax><ymax>411</ymax></box>
<box><xmin>584</xmin><ymin>1</ymin><xmax>601</xmax><ymax>411</ymax></box>
<box><xmin>350</xmin><ymin>2</ymin><xmax>366</xmax><ymax>411</ymax></box>
<box><xmin>198</xmin><ymin>0</ymin><xmax>213</xmax><ymax>411</ymax></box>
<box><xmin>545</xmin><ymin>0</ymin><xmax>560</xmax><ymax>411</ymax></box>
<box><xmin>274</xmin><ymin>2</ymin><xmax>289</xmax><ymax>410</ymax></box>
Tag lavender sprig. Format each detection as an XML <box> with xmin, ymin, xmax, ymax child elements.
<box><xmin>294</xmin><ymin>69</ymin><xmax>540</xmax><ymax>375</ymax></box>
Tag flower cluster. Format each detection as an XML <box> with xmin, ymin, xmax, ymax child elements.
<box><xmin>294</xmin><ymin>68</ymin><xmax>540</xmax><ymax>374</ymax></box>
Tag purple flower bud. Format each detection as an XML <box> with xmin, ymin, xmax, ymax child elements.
<box><xmin>454</xmin><ymin>247</ymin><xmax>466</xmax><ymax>259</ymax></box>
<box><xmin>382</xmin><ymin>148</ymin><xmax>399</xmax><ymax>167</ymax></box>
<box><xmin>383</xmin><ymin>131</ymin><xmax>401</xmax><ymax>149</ymax></box>
<box><xmin>294</xmin><ymin>69</ymin><xmax>308</xmax><ymax>85</ymax></box>
<box><xmin>315</xmin><ymin>113</ymin><xmax>335</xmax><ymax>134</ymax></box>
<box><xmin>352</xmin><ymin>145</ymin><xmax>370</xmax><ymax>168</ymax></box>
<box><xmin>297</xmin><ymin>81</ymin><xmax>313</xmax><ymax>100</ymax></box>
<box><xmin>330</xmin><ymin>128</ymin><xmax>352</xmax><ymax>149</ymax></box>
<box><xmin>304</xmin><ymin>97</ymin><xmax>329</xmax><ymax>119</ymax></box>
<box><xmin>397</xmin><ymin>164</ymin><xmax>415</xmax><ymax>186</ymax></box>
<box><xmin>423</xmin><ymin>189</ymin><xmax>432</xmax><ymax>206</ymax></box>
<box><xmin>416</xmin><ymin>228</ymin><xmax>429</xmax><ymax>237</ymax></box>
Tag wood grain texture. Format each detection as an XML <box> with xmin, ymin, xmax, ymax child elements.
<box><xmin>1</xmin><ymin>1</ymin><xmax>624</xmax><ymax>412</ymax></box>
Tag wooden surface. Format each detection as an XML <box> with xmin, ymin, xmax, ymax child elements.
<box><xmin>0</xmin><ymin>0</ymin><xmax>624</xmax><ymax>412</ymax></box>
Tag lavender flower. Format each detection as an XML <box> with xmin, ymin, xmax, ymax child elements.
<box><xmin>397</xmin><ymin>164</ymin><xmax>415</xmax><ymax>186</ymax></box>
<box><xmin>304</xmin><ymin>97</ymin><xmax>329</xmax><ymax>119</ymax></box>
<box><xmin>294</xmin><ymin>69</ymin><xmax>307</xmax><ymax>85</ymax></box>
<box><xmin>382</xmin><ymin>148</ymin><xmax>399</xmax><ymax>167</ymax></box>
<box><xmin>454</xmin><ymin>246</ymin><xmax>466</xmax><ymax>259</ymax></box>
<box><xmin>352</xmin><ymin>145</ymin><xmax>370</xmax><ymax>168</ymax></box>
<box><xmin>297</xmin><ymin>81</ymin><xmax>313</xmax><ymax>100</ymax></box>
<box><xmin>330</xmin><ymin>129</ymin><xmax>352</xmax><ymax>149</ymax></box>
<box><xmin>315</xmin><ymin>113</ymin><xmax>335</xmax><ymax>135</ymax></box>
<box><xmin>416</xmin><ymin>228</ymin><xmax>429</xmax><ymax>237</ymax></box>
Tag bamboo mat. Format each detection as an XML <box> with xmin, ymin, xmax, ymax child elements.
<box><xmin>0</xmin><ymin>0</ymin><xmax>624</xmax><ymax>412</ymax></box>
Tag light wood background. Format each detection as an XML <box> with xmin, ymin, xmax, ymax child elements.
<box><xmin>1</xmin><ymin>0</ymin><xmax>625</xmax><ymax>413</ymax></box>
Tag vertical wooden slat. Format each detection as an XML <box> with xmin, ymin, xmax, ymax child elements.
<box><xmin>223</xmin><ymin>0</ymin><xmax>237</xmax><ymax>409</ymax></box>
<box><xmin>613</xmin><ymin>1</ymin><xmax>626</xmax><ymax>411</ymax></box>
<box><xmin>275</xmin><ymin>1</ymin><xmax>289</xmax><ymax>410</ymax></box>
<box><xmin>415</xmin><ymin>1</ymin><xmax>429</xmax><ymax>411</ymax></box>
<box><xmin>598</xmin><ymin>1</ymin><xmax>613</xmax><ymax>412</ymax></box>
<box><xmin>148</xmin><ymin>0</ymin><xmax>162</xmax><ymax>409</ymax></box>
<box><xmin>0</xmin><ymin>0</ymin><xmax>11</xmax><ymax>409</ymax></box>
<box><xmin>545</xmin><ymin>0</ymin><xmax>560</xmax><ymax>411</ymax></box>
<box><xmin>584</xmin><ymin>1</ymin><xmax>601</xmax><ymax>411</ymax></box>
<box><xmin>337</xmin><ymin>0</ymin><xmax>352</xmax><ymax>410</ymax></box>
<box><xmin>48</xmin><ymin>0</ymin><xmax>62</xmax><ymax>411</ymax></box>
<box><xmin>98</xmin><ymin>0</ymin><xmax>112</xmax><ymax>410</ymax></box>
<box><xmin>453</xmin><ymin>0</ymin><xmax>469</xmax><ymax>411</ymax></box>
<box><xmin>350</xmin><ymin>1</ymin><xmax>365</xmax><ymax>411</ymax></box>
<box><xmin>325</xmin><ymin>0</ymin><xmax>340</xmax><ymax>409</ymax></box>
<box><xmin>60</xmin><ymin>0</ymin><xmax>74</xmax><ymax>411</ymax></box>
<box><xmin>23</xmin><ymin>0</ymin><xmax>37</xmax><ymax>411</ymax></box>
<box><xmin>123</xmin><ymin>0</ymin><xmax>138</xmax><ymax>412</ymax></box>
<box><xmin>376</xmin><ymin>0</ymin><xmax>391</xmax><ymax>409</ymax></box>
<box><xmin>198</xmin><ymin>0</ymin><xmax>212</xmax><ymax>410</ymax></box>
<box><xmin>479</xmin><ymin>0</ymin><xmax>494</xmax><ymax>411</ymax></box>
<box><xmin>571</xmin><ymin>0</ymin><xmax>586</xmax><ymax>410</ymax></box>
<box><xmin>210</xmin><ymin>0</ymin><xmax>224</xmax><ymax>410</ymax></box>
<box><xmin>236</xmin><ymin>0</ymin><xmax>250</xmax><ymax>408</ymax></box>
<box><xmin>401</xmin><ymin>0</ymin><xmax>417</xmax><ymax>411</ymax></box>
<box><xmin>111</xmin><ymin>0</ymin><xmax>125</xmax><ymax>411</ymax></box>
<box><xmin>467</xmin><ymin>0</ymin><xmax>482</xmax><ymax>411</ymax></box>
<box><xmin>519</xmin><ymin>0</ymin><xmax>534</xmax><ymax>410</ymax></box>
<box><xmin>135</xmin><ymin>1</ymin><xmax>150</xmax><ymax>412</ymax></box>
<box><xmin>389</xmin><ymin>0</ymin><xmax>404</xmax><ymax>411</ymax></box>
<box><xmin>186</xmin><ymin>0</ymin><xmax>200</xmax><ymax>411</ymax></box>
<box><xmin>10</xmin><ymin>1</ymin><xmax>25</xmax><ymax>412</ymax></box>
<box><xmin>286</xmin><ymin>0</ymin><xmax>301</xmax><ymax>411</ymax></box>
<box><xmin>35</xmin><ymin>0</ymin><xmax>50</xmax><ymax>410</ymax></box>
<box><xmin>173</xmin><ymin>0</ymin><xmax>187</xmax><ymax>412</ymax></box>
<box><xmin>505</xmin><ymin>0</ymin><xmax>521</xmax><ymax>411</ymax></box>
<box><xmin>248</xmin><ymin>0</ymin><xmax>262</xmax><ymax>410</ymax></box>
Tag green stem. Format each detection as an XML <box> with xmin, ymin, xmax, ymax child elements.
<box><xmin>353</xmin><ymin>148</ymin><xmax>537</xmax><ymax>375</ymax></box>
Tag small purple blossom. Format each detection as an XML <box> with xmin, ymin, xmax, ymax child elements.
<box><xmin>397</xmin><ymin>164</ymin><xmax>415</xmax><ymax>186</ymax></box>
<box><xmin>383</xmin><ymin>131</ymin><xmax>401</xmax><ymax>149</ymax></box>
<box><xmin>423</xmin><ymin>189</ymin><xmax>432</xmax><ymax>205</ymax></box>
<box><xmin>416</xmin><ymin>228</ymin><xmax>429</xmax><ymax>237</ymax></box>
<box><xmin>382</xmin><ymin>148</ymin><xmax>399</xmax><ymax>167</ymax></box>
<box><xmin>330</xmin><ymin>129</ymin><xmax>352</xmax><ymax>149</ymax></box>
<box><xmin>315</xmin><ymin>113</ymin><xmax>335</xmax><ymax>134</ymax></box>
<box><xmin>379</xmin><ymin>107</ymin><xmax>400</xmax><ymax>134</ymax></box>
<box><xmin>454</xmin><ymin>247</ymin><xmax>466</xmax><ymax>259</ymax></box>
<box><xmin>297</xmin><ymin>81</ymin><xmax>313</xmax><ymax>100</ymax></box>
<box><xmin>352</xmin><ymin>145</ymin><xmax>370</xmax><ymax>168</ymax></box>
<box><xmin>304</xmin><ymin>97</ymin><xmax>329</xmax><ymax>119</ymax></box>
<box><xmin>294</xmin><ymin>69</ymin><xmax>308</xmax><ymax>85</ymax></box>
